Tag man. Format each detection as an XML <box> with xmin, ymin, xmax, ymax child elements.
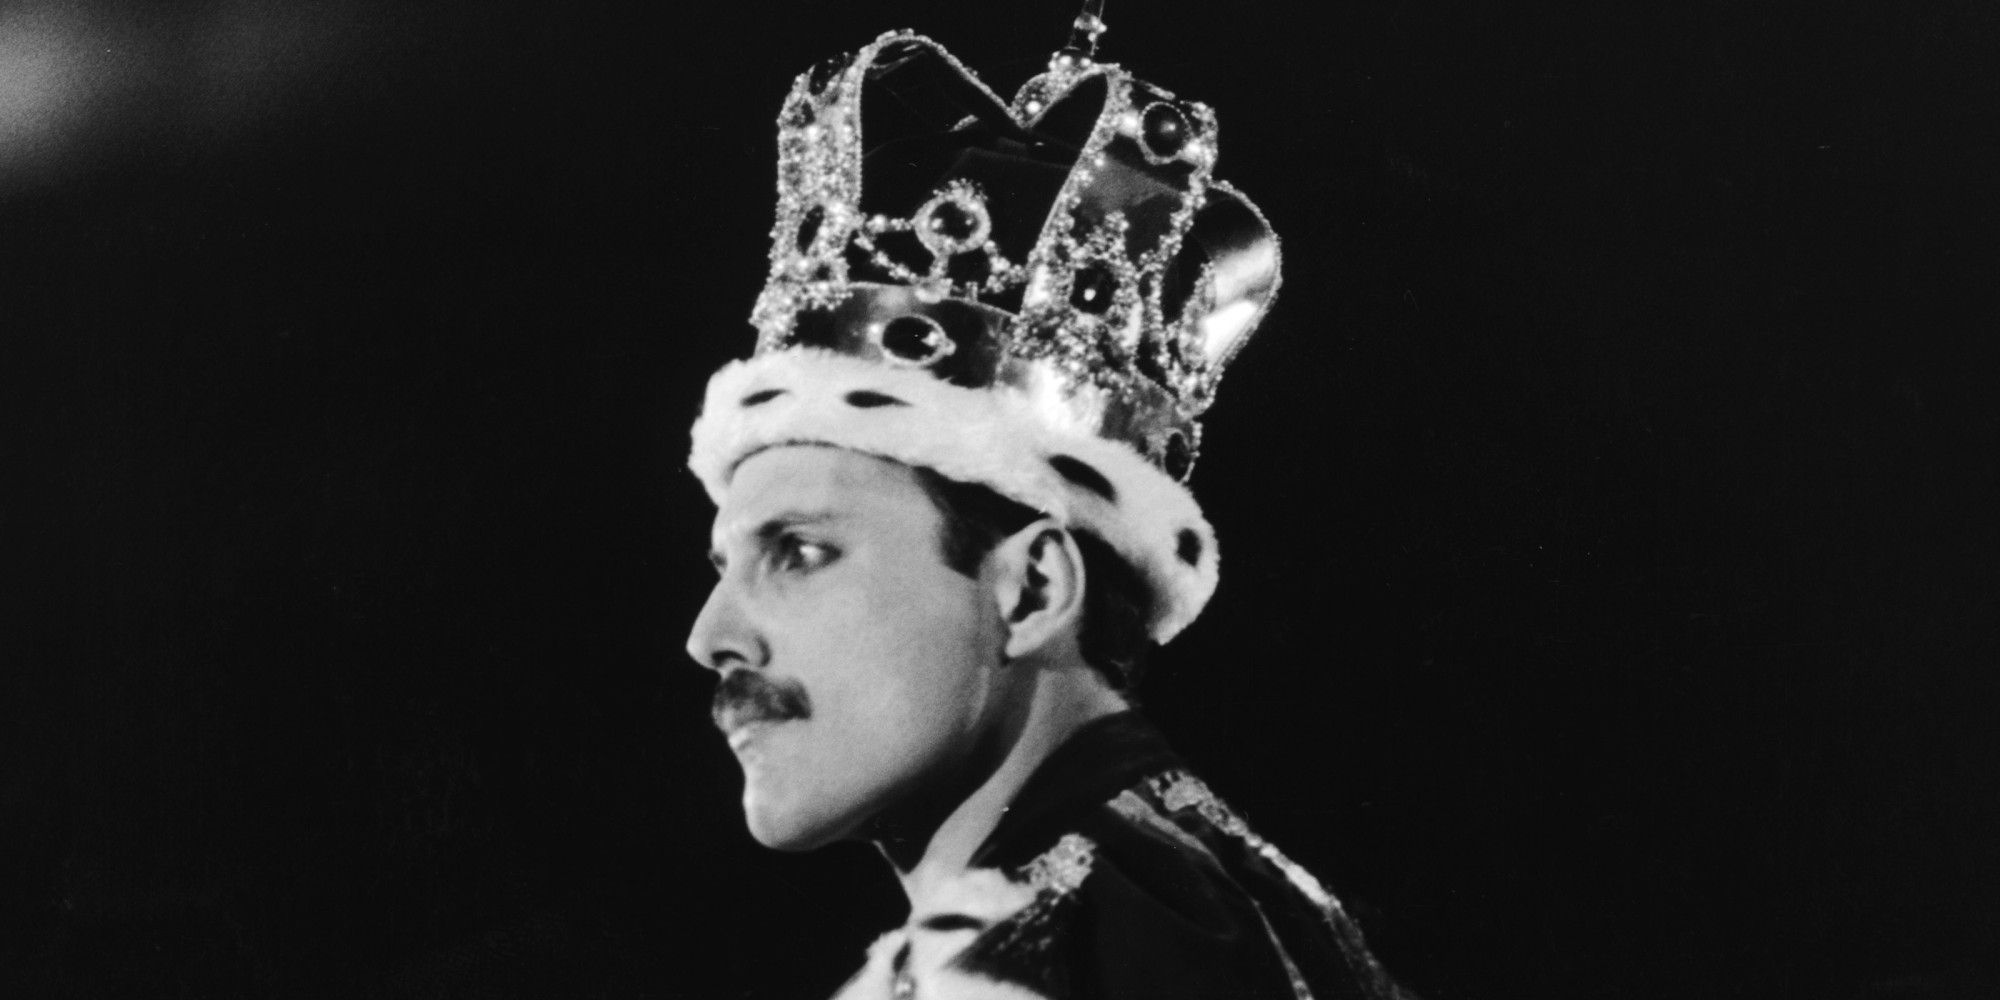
<box><xmin>685</xmin><ymin>17</ymin><xmax>1411</xmax><ymax>1000</ymax></box>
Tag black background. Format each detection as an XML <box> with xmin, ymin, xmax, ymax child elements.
<box><xmin>4</xmin><ymin>1</ymin><xmax>1996</xmax><ymax>997</ymax></box>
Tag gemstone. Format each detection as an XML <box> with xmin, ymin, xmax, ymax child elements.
<box><xmin>880</xmin><ymin>315</ymin><xmax>950</xmax><ymax>363</ymax></box>
<box><xmin>796</xmin><ymin>205</ymin><xmax>825</xmax><ymax>252</ymax></box>
<box><xmin>1163</xmin><ymin>431</ymin><xmax>1193</xmax><ymax>481</ymax></box>
<box><xmin>1134</xmin><ymin>336</ymin><xmax>1169</xmax><ymax>385</ymax></box>
<box><xmin>1069</xmin><ymin>265</ymin><xmax>1117</xmax><ymax>313</ymax></box>
<box><xmin>807</xmin><ymin>55</ymin><xmax>846</xmax><ymax>93</ymax></box>
<box><xmin>1142</xmin><ymin>103</ymin><xmax>1188</xmax><ymax>158</ymax></box>
<box><xmin>928</xmin><ymin>200</ymin><xmax>978</xmax><ymax>242</ymax></box>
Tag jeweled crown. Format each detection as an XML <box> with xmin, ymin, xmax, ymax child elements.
<box><xmin>748</xmin><ymin>13</ymin><xmax>1281</xmax><ymax>482</ymax></box>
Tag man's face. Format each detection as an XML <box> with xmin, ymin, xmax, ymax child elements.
<box><xmin>688</xmin><ymin>445</ymin><xmax>1011</xmax><ymax>850</ymax></box>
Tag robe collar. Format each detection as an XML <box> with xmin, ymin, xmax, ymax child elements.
<box><xmin>971</xmin><ymin>710</ymin><xmax>1183</xmax><ymax>871</ymax></box>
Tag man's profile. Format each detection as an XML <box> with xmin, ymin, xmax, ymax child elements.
<box><xmin>682</xmin><ymin>15</ymin><xmax>1411</xmax><ymax>999</ymax></box>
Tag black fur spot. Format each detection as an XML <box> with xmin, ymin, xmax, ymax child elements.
<box><xmin>1049</xmin><ymin>455</ymin><xmax>1118</xmax><ymax>503</ymax></box>
<box><xmin>741</xmin><ymin>389</ymin><xmax>787</xmax><ymax>407</ymax></box>
<box><xmin>1177</xmin><ymin>528</ymin><xmax>1203</xmax><ymax>566</ymax></box>
<box><xmin>844</xmin><ymin>390</ymin><xmax>909</xmax><ymax>408</ymax></box>
<box><xmin>918</xmin><ymin>914</ymin><xmax>988</xmax><ymax>933</ymax></box>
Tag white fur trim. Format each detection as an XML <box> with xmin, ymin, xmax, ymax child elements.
<box><xmin>829</xmin><ymin>864</ymin><xmax>1060</xmax><ymax>1000</ymax></box>
<box><xmin>688</xmin><ymin>349</ymin><xmax>1219</xmax><ymax>641</ymax></box>
<box><xmin>833</xmin><ymin>927</ymin><xmax>1052</xmax><ymax>1000</ymax></box>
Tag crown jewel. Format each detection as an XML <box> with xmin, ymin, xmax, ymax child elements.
<box><xmin>749</xmin><ymin>16</ymin><xmax>1281</xmax><ymax>482</ymax></box>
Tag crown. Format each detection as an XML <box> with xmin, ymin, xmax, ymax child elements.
<box><xmin>691</xmin><ymin>9</ymin><xmax>1281</xmax><ymax>642</ymax></box>
<box><xmin>748</xmin><ymin>15</ymin><xmax>1280</xmax><ymax>482</ymax></box>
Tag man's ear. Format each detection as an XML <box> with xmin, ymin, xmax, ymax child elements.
<box><xmin>989</xmin><ymin>521</ymin><xmax>1087</xmax><ymax>661</ymax></box>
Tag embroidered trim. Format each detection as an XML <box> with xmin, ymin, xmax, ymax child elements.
<box><xmin>1109</xmin><ymin>787</ymin><xmax>1314</xmax><ymax>999</ymax></box>
<box><xmin>941</xmin><ymin>834</ymin><xmax>1097</xmax><ymax>996</ymax></box>
<box><xmin>1146</xmin><ymin>770</ymin><xmax>1417</xmax><ymax>1000</ymax></box>
<box><xmin>1149</xmin><ymin>771</ymin><xmax>1339</xmax><ymax>909</ymax></box>
<box><xmin>1022</xmin><ymin>833</ymin><xmax>1095</xmax><ymax>897</ymax></box>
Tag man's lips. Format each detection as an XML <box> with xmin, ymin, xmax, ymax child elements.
<box><xmin>716</xmin><ymin>707</ymin><xmax>796</xmax><ymax>739</ymax></box>
<box><xmin>724</xmin><ymin>718</ymin><xmax>785</xmax><ymax>752</ymax></box>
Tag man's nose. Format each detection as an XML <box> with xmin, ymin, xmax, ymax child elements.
<box><xmin>686</xmin><ymin>580</ymin><xmax>765</xmax><ymax>673</ymax></box>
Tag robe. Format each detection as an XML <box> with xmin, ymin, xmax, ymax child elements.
<box><xmin>830</xmin><ymin>712</ymin><xmax>1416</xmax><ymax>1000</ymax></box>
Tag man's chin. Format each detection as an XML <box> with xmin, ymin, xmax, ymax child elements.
<box><xmin>741</xmin><ymin>794</ymin><xmax>855</xmax><ymax>852</ymax></box>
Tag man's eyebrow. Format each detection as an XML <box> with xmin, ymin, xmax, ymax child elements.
<box><xmin>709</xmin><ymin>510</ymin><xmax>843</xmax><ymax>570</ymax></box>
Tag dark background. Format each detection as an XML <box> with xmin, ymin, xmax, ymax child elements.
<box><xmin>4</xmin><ymin>0</ymin><xmax>1996</xmax><ymax>997</ymax></box>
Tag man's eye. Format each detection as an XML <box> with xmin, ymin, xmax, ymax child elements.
<box><xmin>773</xmin><ymin>537</ymin><xmax>836</xmax><ymax>573</ymax></box>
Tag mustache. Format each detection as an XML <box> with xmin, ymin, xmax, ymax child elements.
<box><xmin>711</xmin><ymin>670</ymin><xmax>812</xmax><ymax>732</ymax></box>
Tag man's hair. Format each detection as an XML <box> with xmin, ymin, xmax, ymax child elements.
<box><xmin>911</xmin><ymin>467</ymin><xmax>1155</xmax><ymax>689</ymax></box>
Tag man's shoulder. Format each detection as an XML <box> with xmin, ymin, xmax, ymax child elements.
<box><xmin>1057</xmin><ymin>771</ymin><xmax>1406</xmax><ymax>1000</ymax></box>
<box><xmin>834</xmin><ymin>770</ymin><xmax>1408</xmax><ymax>1000</ymax></box>
<box><xmin>1029</xmin><ymin>775</ymin><xmax>1318</xmax><ymax>1000</ymax></box>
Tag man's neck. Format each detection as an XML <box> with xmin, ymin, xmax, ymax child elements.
<box><xmin>882</xmin><ymin>665</ymin><xmax>1128</xmax><ymax>910</ymax></box>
